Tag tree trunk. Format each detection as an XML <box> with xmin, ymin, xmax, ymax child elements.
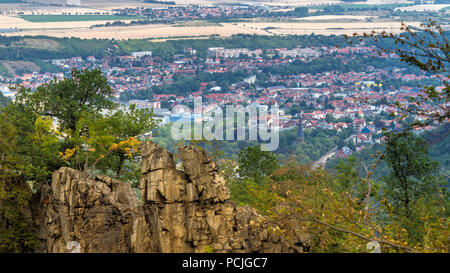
<box><xmin>116</xmin><ymin>155</ymin><xmax>125</xmax><ymax>178</ymax></box>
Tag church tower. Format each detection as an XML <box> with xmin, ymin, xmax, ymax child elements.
<box><xmin>297</xmin><ymin>112</ymin><xmax>304</xmax><ymax>144</ymax></box>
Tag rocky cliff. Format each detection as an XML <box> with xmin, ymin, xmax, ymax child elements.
<box><xmin>33</xmin><ymin>142</ymin><xmax>309</xmax><ymax>253</ymax></box>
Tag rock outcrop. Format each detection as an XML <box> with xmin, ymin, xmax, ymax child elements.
<box><xmin>35</xmin><ymin>168</ymin><xmax>140</xmax><ymax>253</ymax></box>
<box><xmin>34</xmin><ymin>141</ymin><xmax>309</xmax><ymax>253</ymax></box>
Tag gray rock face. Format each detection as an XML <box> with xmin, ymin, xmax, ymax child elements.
<box><xmin>34</xmin><ymin>142</ymin><xmax>310</xmax><ymax>253</ymax></box>
<box><xmin>36</xmin><ymin>168</ymin><xmax>139</xmax><ymax>253</ymax></box>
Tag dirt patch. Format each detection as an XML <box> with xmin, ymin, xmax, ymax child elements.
<box><xmin>1</xmin><ymin>61</ymin><xmax>40</xmax><ymax>74</ymax></box>
<box><xmin>20</xmin><ymin>38</ymin><xmax>60</xmax><ymax>50</ymax></box>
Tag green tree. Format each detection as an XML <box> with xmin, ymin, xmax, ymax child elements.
<box><xmin>60</xmin><ymin>105</ymin><xmax>156</xmax><ymax>188</ymax></box>
<box><xmin>382</xmin><ymin>132</ymin><xmax>447</xmax><ymax>244</ymax></box>
<box><xmin>334</xmin><ymin>156</ymin><xmax>373</xmax><ymax>201</ymax></box>
<box><xmin>383</xmin><ymin>133</ymin><xmax>442</xmax><ymax>217</ymax></box>
<box><xmin>61</xmin><ymin>112</ymin><xmax>139</xmax><ymax>177</ymax></box>
<box><xmin>293</xmin><ymin>7</ymin><xmax>309</xmax><ymax>17</ymax></box>
<box><xmin>374</xmin><ymin>117</ymin><xmax>385</xmax><ymax>129</ymax></box>
<box><xmin>14</xmin><ymin>68</ymin><xmax>116</xmax><ymax>132</ymax></box>
<box><xmin>325</xmin><ymin>114</ymin><xmax>335</xmax><ymax>123</ymax></box>
<box><xmin>2</xmin><ymin>103</ymin><xmax>63</xmax><ymax>184</ymax></box>
<box><xmin>238</xmin><ymin>146</ymin><xmax>279</xmax><ymax>185</ymax></box>
<box><xmin>323</xmin><ymin>5</ymin><xmax>344</xmax><ymax>15</ymax></box>
<box><xmin>0</xmin><ymin>114</ymin><xmax>39</xmax><ymax>253</ymax></box>
<box><xmin>94</xmin><ymin>105</ymin><xmax>157</xmax><ymax>186</ymax></box>
<box><xmin>0</xmin><ymin>91</ymin><xmax>10</xmax><ymax>108</ymax></box>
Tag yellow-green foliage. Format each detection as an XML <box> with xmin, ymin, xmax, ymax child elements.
<box><xmin>223</xmin><ymin>158</ymin><xmax>449</xmax><ymax>253</ymax></box>
<box><xmin>203</xmin><ymin>245</ymin><xmax>214</xmax><ymax>253</ymax></box>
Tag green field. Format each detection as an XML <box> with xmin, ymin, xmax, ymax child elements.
<box><xmin>19</xmin><ymin>15</ymin><xmax>147</xmax><ymax>23</ymax></box>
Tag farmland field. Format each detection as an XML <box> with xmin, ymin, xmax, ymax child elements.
<box><xmin>0</xmin><ymin>15</ymin><xmax>140</xmax><ymax>29</ymax></box>
<box><xmin>0</xmin><ymin>0</ymin><xmax>446</xmax><ymax>40</ymax></box>
<box><xmin>307</xmin><ymin>3</ymin><xmax>413</xmax><ymax>11</ymax></box>
<box><xmin>298</xmin><ymin>15</ymin><xmax>378</xmax><ymax>21</ymax></box>
<box><xmin>19</xmin><ymin>15</ymin><xmax>147</xmax><ymax>22</ymax></box>
<box><xmin>2</xmin><ymin>20</ymin><xmax>422</xmax><ymax>39</ymax></box>
<box><xmin>395</xmin><ymin>4</ymin><xmax>450</xmax><ymax>12</ymax></box>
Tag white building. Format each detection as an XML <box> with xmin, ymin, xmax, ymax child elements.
<box><xmin>129</xmin><ymin>100</ymin><xmax>161</xmax><ymax>109</ymax></box>
<box><xmin>277</xmin><ymin>47</ymin><xmax>320</xmax><ymax>59</ymax></box>
<box><xmin>131</xmin><ymin>51</ymin><xmax>153</xmax><ymax>59</ymax></box>
<box><xmin>244</xmin><ymin>75</ymin><xmax>257</xmax><ymax>84</ymax></box>
<box><xmin>207</xmin><ymin>47</ymin><xmax>261</xmax><ymax>58</ymax></box>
